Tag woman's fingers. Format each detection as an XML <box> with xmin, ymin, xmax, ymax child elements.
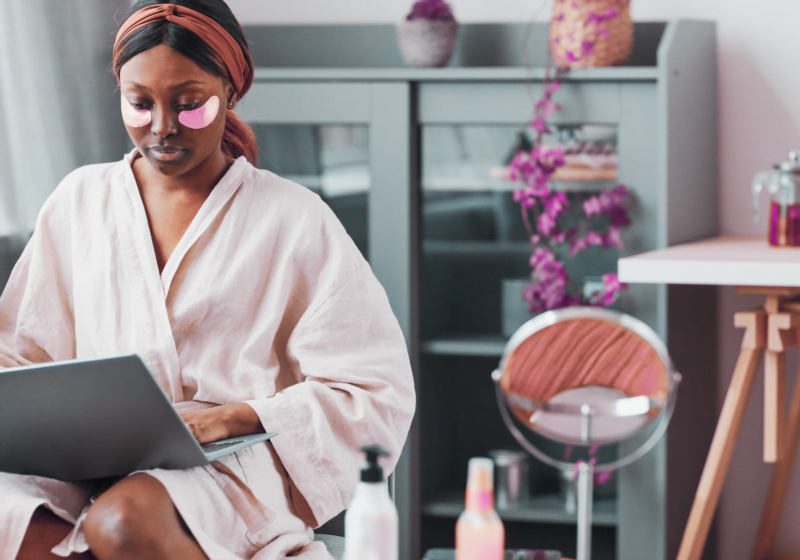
<box><xmin>179</xmin><ymin>407</ymin><xmax>230</xmax><ymax>443</ymax></box>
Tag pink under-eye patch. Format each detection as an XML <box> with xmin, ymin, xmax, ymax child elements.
<box><xmin>178</xmin><ymin>95</ymin><xmax>220</xmax><ymax>129</ymax></box>
<box><xmin>120</xmin><ymin>95</ymin><xmax>151</xmax><ymax>127</ymax></box>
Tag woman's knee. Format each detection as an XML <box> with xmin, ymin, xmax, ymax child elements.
<box><xmin>83</xmin><ymin>474</ymin><xmax>169</xmax><ymax>556</ymax></box>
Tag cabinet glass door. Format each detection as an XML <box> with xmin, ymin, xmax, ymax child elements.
<box><xmin>251</xmin><ymin>124</ymin><xmax>370</xmax><ymax>260</ymax></box>
<box><xmin>421</xmin><ymin>123</ymin><xmax>620</xmax><ymax>341</ymax></box>
<box><xmin>419</xmin><ymin>122</ymin><xmax>620</xmax><ymax>559</ymax></box>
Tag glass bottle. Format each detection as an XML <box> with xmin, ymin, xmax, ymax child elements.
<box><xmin>752</xmin><ymin>151</ymin><xmax>800</xmax><ymax>247</ymax></box>
<box><xmin>456</xmin><ymin>457</ymin><xmax>505</xmax><ymax>560</ymax></box>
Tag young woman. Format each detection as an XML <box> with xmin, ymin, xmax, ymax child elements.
<box><xmin>0</xmin><ymin>1</ymin><xmax>415</xmax><ymax>559</ymax></box>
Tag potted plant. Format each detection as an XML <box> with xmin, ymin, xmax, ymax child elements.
<box><xmin>397</xmin><ymin>0</ymin><xmax>458</xmax><ymax>68</ymax></box>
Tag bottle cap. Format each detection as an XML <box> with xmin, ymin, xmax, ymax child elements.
<box><xmin>360</xmin><ymin>444</ymin><xmax>390</xmax><ymax>483</ymax></box>
<box><xmin>467</xmin><ymin>457</ymin><xmax>494</xmax><ymax>492</ymax></box>
<box><xmin>465</xmin><ymin>457</ymin><xmax>495</xmax><ymax>512</ymax></box>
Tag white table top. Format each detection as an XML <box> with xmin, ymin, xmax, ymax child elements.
<box><xmin>618</xmin><ymin>236</ymin><xmax>800</xmax><ymax>287</ymax></box>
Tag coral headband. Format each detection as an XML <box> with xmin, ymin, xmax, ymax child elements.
<box><xmin>114</xmin><ymin>4</ymin><xmax>248</xmax><ymax>94</ymax></box>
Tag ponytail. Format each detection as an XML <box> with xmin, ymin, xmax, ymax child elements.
<box><xmin>222</xmin><ymin>110</ymin><xmax>258</xmax><ymax>166</ymax></box>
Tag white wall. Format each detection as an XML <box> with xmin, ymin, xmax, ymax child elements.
<box><xmin>226</xmin><ymin>1</ymin><xmax>800</xmax><ymax>557</ymax></box>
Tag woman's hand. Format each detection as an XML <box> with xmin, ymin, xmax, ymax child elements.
<box><xmin>179</xmin><ymin>403</ymin><xmax>265</xmax><ymax>444</ymax></box>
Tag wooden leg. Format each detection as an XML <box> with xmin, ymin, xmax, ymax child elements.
<box><xmin>677</xmin><ymin>311</ymin><xmax>766</xmax><ymax>560</ymax></box>
<box><xmin>764</xmin><ymin>312</ymin><xmax>799</xmax><ymax>463</ymax></box>
<box><xmin>764</xmin><ymin>351</ymin><xmax>787</xmax><ymax>462</ymax></box>
<box><xmin>751</xmin><ymin>361</ymin><xmax>800</xmax><ymax>560</ymax></box>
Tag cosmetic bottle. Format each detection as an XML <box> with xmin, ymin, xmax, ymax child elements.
<box><xmin>342</xmin><ymin>445</ymin><xmax>398</xmax><ymax>560</ymax></box>
<box><xmin>456</xmin><ymin>457</ymin><xmax>505</xmax><ymax>560</ymax></box>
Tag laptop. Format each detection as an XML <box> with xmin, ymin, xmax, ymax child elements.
<box><xmin>0</xmin><ymin>355</ymin><xmax>277</xmax><ymax>481</ymax></box>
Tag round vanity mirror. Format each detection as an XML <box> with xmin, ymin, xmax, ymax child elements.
<box><xmin>492</xmin><ymin>307</ymin><xmax>681</xmax><ymax>560</ymax></box>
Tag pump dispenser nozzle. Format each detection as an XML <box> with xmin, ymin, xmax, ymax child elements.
<box><xmin>360</xmin><ymin>444</ymin><xmax>389</xmax><ymax>482</ymax></box>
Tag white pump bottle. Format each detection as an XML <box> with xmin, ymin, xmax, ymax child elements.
<box><xmin>342</xmin><ymin>445</ymin><xmax>398</xmax><ymax>560</ymax></box>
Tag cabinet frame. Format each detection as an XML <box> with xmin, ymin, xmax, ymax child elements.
<box><xmin>241</xmin><ymin>19</ymin><xmax>718</xmax><ymax>560</ymax></box>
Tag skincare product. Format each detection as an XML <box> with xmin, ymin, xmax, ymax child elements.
<box><xmin>456</xmin><ymin>457</ymin><xmax>505</xmax><ymax>560</ymax></box>
<box><xmin>343</xmin><ymin>445</ymin><xmax>398</xmax><ymax>560</ymax></box>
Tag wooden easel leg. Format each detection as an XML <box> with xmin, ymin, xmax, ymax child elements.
<box><xmin>764</xmin><ymin>350</ymin><xmax>787</xmax><ymax>462</ymax></box>
<box><xmin>751</xmin><ymin>360</ymin><xmax>800</xmax><ymax>560</ymax></box>
<box><xmin>676</xmin><ymin>311</ymin><xmax>766</xmax><ymax>560</ymax></box>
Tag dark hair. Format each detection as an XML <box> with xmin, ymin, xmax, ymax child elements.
<box><xmin>114</xmin><ymin>0</ymin><xmax>258</xmax><ymax>165</ymax></box>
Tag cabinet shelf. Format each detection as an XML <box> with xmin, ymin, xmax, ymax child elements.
<box><xmin>423</xmin><ymin>240</ymin><xmax>531</xmax><ymax>255</ymax></box>
<box><xmin>421</xmin><ymin>335</ymin><xmax>508</xmax><ymax>357</ymax></box>
<box><xmin>422</xmin><ymin>491</ymin><xmax>618</xmax><ymax>527</ymax></box>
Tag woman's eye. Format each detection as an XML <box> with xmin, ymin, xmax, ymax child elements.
<box><xmin>178</xmin><ymin>103</ymin><xmax>200</xmax><ymax>111</ymax></box>
<box><xmin>130</xmin><ymin>103</ymin><xmax>150</xmax><ymax>110</ymax></box>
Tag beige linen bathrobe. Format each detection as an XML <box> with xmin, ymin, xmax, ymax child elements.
<box><xmin>0</xmin><ymin>148</ymin><xmax>416</xmax><ymax>559</ymax></box>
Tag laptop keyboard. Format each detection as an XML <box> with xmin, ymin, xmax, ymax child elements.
<box><xmin>201</xmin><ymin>440</ymin><xmax>239</xmax><ymax>453</ymax></box>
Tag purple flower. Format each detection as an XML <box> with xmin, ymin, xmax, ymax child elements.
<box><xmin>523</xmin><ymin>248</ymin><xmax>575</xmax><ymax>313</ymax></box>
<box><xmin>580</xmin><ymin>40</ymin><xmax>595</xmax><ymax>57</ymax></box>
<box><xmin>535</xmin><ymin>97</ymin><xmax>561</xmax><ymax>119</ymax></box>
<box><xmin>584</xmin><ymin>8</ymin><xmax>619</xmax><ymax>26</ymax></box>
<box><xmin>603</xmin><ymin>273</ymin><xmax>627</xmax><ymax>294</ymax></box>
<box><xmin>531</xmin><ymin>117</ymin><xmax>552</xmax><ymax>135</ymax></box>
<box><xmin>604</xmin><ymin>226</ymin><xmax>624</xmax><ymax>250</ymax></box>
<box><xmin>532</xmin><ymin>145</ymin><xmax>565</xmax><ymax>170</ymax></box>
<box><xmin>569</xmin><ymin>230</ymin><xmax>603</xmax><ymax>257</ymax></box>
<box><xmin>583</xmin><ymin>184</ymin><xmax>630</xmax><ymax>217</ymax></box>
<box><xmin>565</xmin><ymin>50</ymin><xmax>579</xmax><ymax>63</ymax></box>
<box><xmin>510</xmin><ymin>63</ymin><xmax>633</xmax><ymax>317</ymax></box>
<box><xmin>587</xmin><ymin>273</ymin><xmax>628</xmax><ymax>307</ymax></box>
<box><xmin>551</xmin><ymin>228</ymin><xmax>574</xmax><ymax>244</ymax></box>
<box><xmin>406</xmin><ymin>0</ymin><xmax>455</xmax><ymax>21</ymax></box>
<box><xmin>538</xmin><ymin>212</ymin><xmax>558</xmax><ymax>236</ymax></box>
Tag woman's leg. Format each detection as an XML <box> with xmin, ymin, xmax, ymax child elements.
<box><xmin>83</xmin><ymin>473</ymin><xmax>209</xmax><ymax>560</ymax></box>
<box><xmin>16</xmin><ymin>508</ymin><xmax>94</xmax><ymax>560</ymax></box>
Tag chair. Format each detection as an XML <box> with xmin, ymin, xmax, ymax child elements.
<box><xmin>313</xmin><ymin>471</ymin><xmax>395</xmax><ymax>560</ymax></box>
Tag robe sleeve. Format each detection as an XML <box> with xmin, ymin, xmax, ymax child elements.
<box><xmin>244</xmin><ymin>258</ymin><xmax>416</xmax><ymax>526</ymax></box>
<box><xmin>0</xmin><ymin>196</ymin><xmax>75</xmax><ymax>366</ymax></box>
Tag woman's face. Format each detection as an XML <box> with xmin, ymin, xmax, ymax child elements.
<box><xmin>119</xmin><ymin>44</ymin><xmax>234</xmax><ymax>177</ymax></box>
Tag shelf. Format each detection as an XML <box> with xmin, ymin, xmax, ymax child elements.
<box><xmin>423</xmin><ymin>240</ymin><xmax>531</xmax><ymax>255</ymax></box>
<box><xmin>253</xmin><ymin>66</ymin><xmax>660</xmax><ymax>83</ymax></box>
<box><xmin>422</xmin><ymin>491</ymin><xmax>618</xmax><ymax>527</ymax></box>
<box><xmin>421</xmin><ymin>335</ymin><xmax>508</xmax><ymax>357</ymax></box>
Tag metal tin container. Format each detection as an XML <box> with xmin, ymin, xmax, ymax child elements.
<box><xmin>489</xmin><ymin>449</ymin><xmax>529</xmax><ymax>510</ymax></box>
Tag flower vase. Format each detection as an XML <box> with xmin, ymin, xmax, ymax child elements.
<box><xmin>397</xmin><ymin>19</ymin><xmax>458</xmax><ymax>68</ymax></box>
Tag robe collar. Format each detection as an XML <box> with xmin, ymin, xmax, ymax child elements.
<box><xmin>120</xmin><ymin>147</ymin><xmax>251</xmax><ymax>297</ymax></box>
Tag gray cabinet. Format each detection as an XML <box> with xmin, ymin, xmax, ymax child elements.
<box><xmin>242</xmin><ymin>20</ymin><xmax>718</xmax><ymax>560</ymax></box>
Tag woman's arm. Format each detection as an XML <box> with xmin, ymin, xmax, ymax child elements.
<box><xmin>179</xmin><ymin>403</ymin><xmax>265</xmax><ymax>443</ymax></box>
<box><xmin>244</xmin><ymin>262</ymin><xmax>416</xmax><ymax>527</ymax></box>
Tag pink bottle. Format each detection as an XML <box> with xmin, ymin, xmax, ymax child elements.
<box><xmin>456</xmin><ymin>458</ymin><xmax>505</xmax><ymax>560</ymax></box>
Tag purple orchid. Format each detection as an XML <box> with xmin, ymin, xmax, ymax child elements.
<box><xmin>531</xmin><ymin>117</ymin><xmax>552</xmax><ymax>136</ymax></box>
<box><xmin>511</xmin><ymin>41</ymin><xmax>632</xmax><ymax>316</ymax></box>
